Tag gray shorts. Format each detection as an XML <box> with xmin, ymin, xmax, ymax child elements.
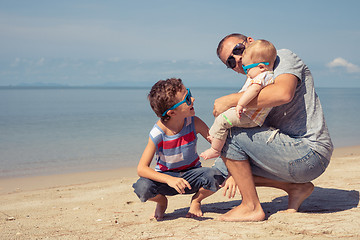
<box><xmin>218</xmin><ymin>126</ymin><xmax>330</xmax><ymax>183</ymax></box>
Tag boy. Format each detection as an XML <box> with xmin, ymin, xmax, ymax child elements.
<box><xmin>132</xmin><ymin>78</ymin><xmax>224</xmax><ymax>220</ymax></box>
<box><xmin>201</xmin><ymin>40</ymin><xmax>277</xmax><ymax>160</ymax></box>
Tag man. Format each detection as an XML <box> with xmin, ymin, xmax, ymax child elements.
<box><xmin>213</xmin><ymin>33</ymin><xmax>333</xmax><ymax>221</ymax></box>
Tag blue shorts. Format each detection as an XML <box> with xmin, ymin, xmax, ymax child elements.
<box><xmin>132</xmin><ymin>167</ymin><xmax>224</xmax><ymax>202</ymax></box>
<box><xmin>219</xmin><ymin>126</ymin><xmax>330</xmax><ymax>183</ymax></box>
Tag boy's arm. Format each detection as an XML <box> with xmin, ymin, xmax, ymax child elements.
<box><xmin>194</xmin><ymin>116</ymin><xmax>211</xmax><ymax>143</ymax></box>
<box><xmin>213</xmin><ymin>73</ymin><xmax>298</xmax><ymax>117</ymax></box>
<box><xmin>137</xmin><ymin>137</ymin><xmax>191</xmax><ymax>194</ymax></box>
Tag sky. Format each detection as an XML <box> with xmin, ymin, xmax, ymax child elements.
<box><xmin>1</xmin><ymin>0</ymin><xmax>360</xmax><ymax>88</ymax></box>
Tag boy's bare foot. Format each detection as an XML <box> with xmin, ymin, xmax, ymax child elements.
<box><xmin>282</xmin><ymin>182</ymin><xmax>314</xmax><ymax>213</ymax></box>
<box><xmin>186</xmin><ymin>188</ymin><xmax>215</xmax><ymax>218</ymax></box>
<box><xmin>150</xmin><ymin>195</ymin><xmax>168</xmax><ymax>221</ymax></box>
<box><xmin>200</xmin><ymin>148</ymin><xmax>220</xmax><ymax>160</ymax></box>
<box><xmin>218</xmin><ymin>203</ymin><xmax>265</xmax><ymax>222</ymax></box>
<box><xmin>186</xmin><ymin>200</ymin><xmax>203</xmax><ymax>218</ymax></box>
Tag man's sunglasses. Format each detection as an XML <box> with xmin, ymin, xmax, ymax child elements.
<box><xmin>162</xmin><ymin>88</ymin><xmax>192</xmax><ymax>116</ymax></box>
<box><xmin>242</xmin><ymin>62</ymin><xmax>269</xmax><ymax>74</ymax></box>
<box><xmin>226</xmin><ymin>39</ymin><xmax>247</xmax><ymax>69</ymax></box>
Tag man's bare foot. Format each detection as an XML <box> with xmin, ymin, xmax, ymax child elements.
<box><xmin>218</xmin><ymin>203</ymin><xmax>265</xmax><ymax>222</ymax></box>
<box><xmin>150</xmin><ymin>196</ymin><xmax>168</xmax><ymax>221</ymax></box>
<box><xmin>282</xmin><ymin>182</ymin><xmax>314</xmax><ymax>213</ymax></box>
<box><xmin>186</xmin><ymin>200</ymin><xmax>203</xmax><ymax>218</ymax></box>
<box><xmin>200</xmin><ymin>148</ymin><xmax>220</xmax><ymax>160</ymax></box>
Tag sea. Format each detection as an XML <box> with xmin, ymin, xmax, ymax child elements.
<box><xmin>1</xmin><ymin>87</ymin><xmax>360</xmax><ymax>178</ymax></box>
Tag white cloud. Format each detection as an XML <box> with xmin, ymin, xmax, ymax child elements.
<box><xmin>10</xmin><ymin>58</ymin><xmax>21</xmax><ymax>67</ymax></box>
<box><xmin>107</xmin><ymin>57</ymin><xmax>121</xmax><ymax>63</ymax></box>
<box><xmin>327</xmin><ymin>57</ymin><xmax>360</xmax><ymax>73</ymax></box>
<box><xmin>36</xmin><ymin>57</ymin><xmax>45</xmax><ymax>66</ymax></box>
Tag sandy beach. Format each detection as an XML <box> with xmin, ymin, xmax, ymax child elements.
<box><xmin>1</xmin><ymin>146</ymin><xmax>359</xmax><ymax>239</ymax></box>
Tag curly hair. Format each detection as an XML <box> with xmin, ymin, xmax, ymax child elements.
<box><xmin>148</xmin><ymin>78</ymin><xmax>184</xmax><ymax>121</ymax></box>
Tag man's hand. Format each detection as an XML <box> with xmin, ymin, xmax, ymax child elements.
<box><xmin>220</xmin><ymin>176</ymin><xmax>239</xmax><ymax>198</ymax></box>
<box><xmin>213</xmin><ymin>93</ymin><xmax>241</xmax><ymax>117</ymax></box>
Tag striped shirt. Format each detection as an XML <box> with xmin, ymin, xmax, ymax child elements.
<box><xmin>149</xmin><ymin>116</ymin><xmax>201</xmax><ymax>172</ymax></box>
<box><xmin>240</xmin><ymin>71</ymin><xmax>274</xmax><ymax>126</ymax></box>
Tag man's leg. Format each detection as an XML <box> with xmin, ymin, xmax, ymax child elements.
<box><xmin>218</xmin><ymin>158</ymin><xmax>265</xmax><ymax>222</ymax></box>
<box><xmin>253</xmin><ymin>175</ymin><xmax>314</xmax><ymax>212</ymax></box>
<box><xmin>220</xmin><ymin>126</ymin><xmax>323</xmax><ymax>214</ymax></box>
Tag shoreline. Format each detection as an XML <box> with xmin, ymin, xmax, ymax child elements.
<box><xmin>1</xmin><ymin>145</ymin><xmax>360</xmax><ymax>196</ymax></box>
<box><xmin>0</xmin><ymin>167</ymin><xmax>139</xmax><ymax>196</ymax></box>
<box><xmin>0</xmin><ymin>160</ymin><xmax>219</xmax><ymax>196</ymax></box>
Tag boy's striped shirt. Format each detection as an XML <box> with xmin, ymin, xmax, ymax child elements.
<box><xmin>150</xmin><ymin>117</ymin><xmax>200</xmax><ymax>172</ymax></box>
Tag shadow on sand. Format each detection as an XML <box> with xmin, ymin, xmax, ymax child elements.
<box><xmin>162</xmin><ymin>187</ymin><xmax>359</xmax><ymax>221</ymax></box>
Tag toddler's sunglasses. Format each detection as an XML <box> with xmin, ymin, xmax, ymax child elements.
<box><xmin>242</xmin><ymin>62</ymin><xmax>269</xmax><ymax>74</ymax></box>
<box><xmin>226</xmin><ymin>39</ymin><xmax>247</xmax><ymax>69</ymax></box>
<box><xmin>162</xmin><ymin>88</ymin><xmax>192</xmax><ymax>116</ymax></box>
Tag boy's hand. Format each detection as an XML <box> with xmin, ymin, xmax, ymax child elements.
<box><xmin>167</xmin><ymin>177</ymin><xmax>191</xmax><ymax>194</ymax></box>
<box><xmin>220</xmin><ymin>176</ymin><xmax>239</xmax><ymax>198</ymax></box>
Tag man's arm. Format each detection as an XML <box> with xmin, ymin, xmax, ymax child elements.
<box><xmin>213</xmin><ymin>73</ymin><xmax>298</xmax><ymax>117</ymax></box>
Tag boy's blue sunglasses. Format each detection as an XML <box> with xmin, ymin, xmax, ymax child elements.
<box><xmin>242</xmin><ymin>62</ymin><xmax>269</xmax><ymax>74</ymax></box>
<box><xmin>162</xmin><ymin>88</ymin><xmax>192</xmax><ymax>116</ymax></box>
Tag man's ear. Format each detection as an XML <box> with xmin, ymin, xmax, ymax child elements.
<box><xmin>247</xmin><ymin>37</ymin><xmax>255</xmax><ymax>44</ymax></box>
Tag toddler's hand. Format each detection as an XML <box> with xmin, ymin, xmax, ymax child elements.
<box><xmin>235</xmin><ymin>104</ymin><xmax>244</xmax><ymax>119</ymax></box>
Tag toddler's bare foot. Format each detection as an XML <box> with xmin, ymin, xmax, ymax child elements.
<box><xmin>186</xmin><ymin>200</ymin><xmax>203</xmax><ymax>218</ymax></box>
<box><xmin>200</xmin><ymin>148</ymin><xmax>220</xmax><ymax>160</ymax></box>
<box><xmin>281</xmin><ymin>182</ymin><xmax>314</xmax><ymax>213</ymax></box>
<box><xmin>150</xmin><ymin>196</ymin><xmax>168</xmax><ymax>221</ymax></box>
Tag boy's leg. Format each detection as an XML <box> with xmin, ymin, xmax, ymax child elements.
<box><xmin>132</xmin><ymin>176</ymin><xmax>180</xmax><ymax>220</ymax></box>
<box><xmin>148</xmin><ymin>194</ymin><xmax>168</xmax><ymax>220</ymax></box>
<box><xmin>181</xmin><ymin>167</ymin><xmax>224</xmax><ymax>217</ymax></box>
<box><xmin>186</xmin><ymin>187</ymin><xmax>215</xmax><ymax>218</ymax></box>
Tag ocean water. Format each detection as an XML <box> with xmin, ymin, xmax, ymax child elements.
<box><xmin>1</xmin><ymin>87</ymin><xmax>359</xmax><ymax>178</ymax></box>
